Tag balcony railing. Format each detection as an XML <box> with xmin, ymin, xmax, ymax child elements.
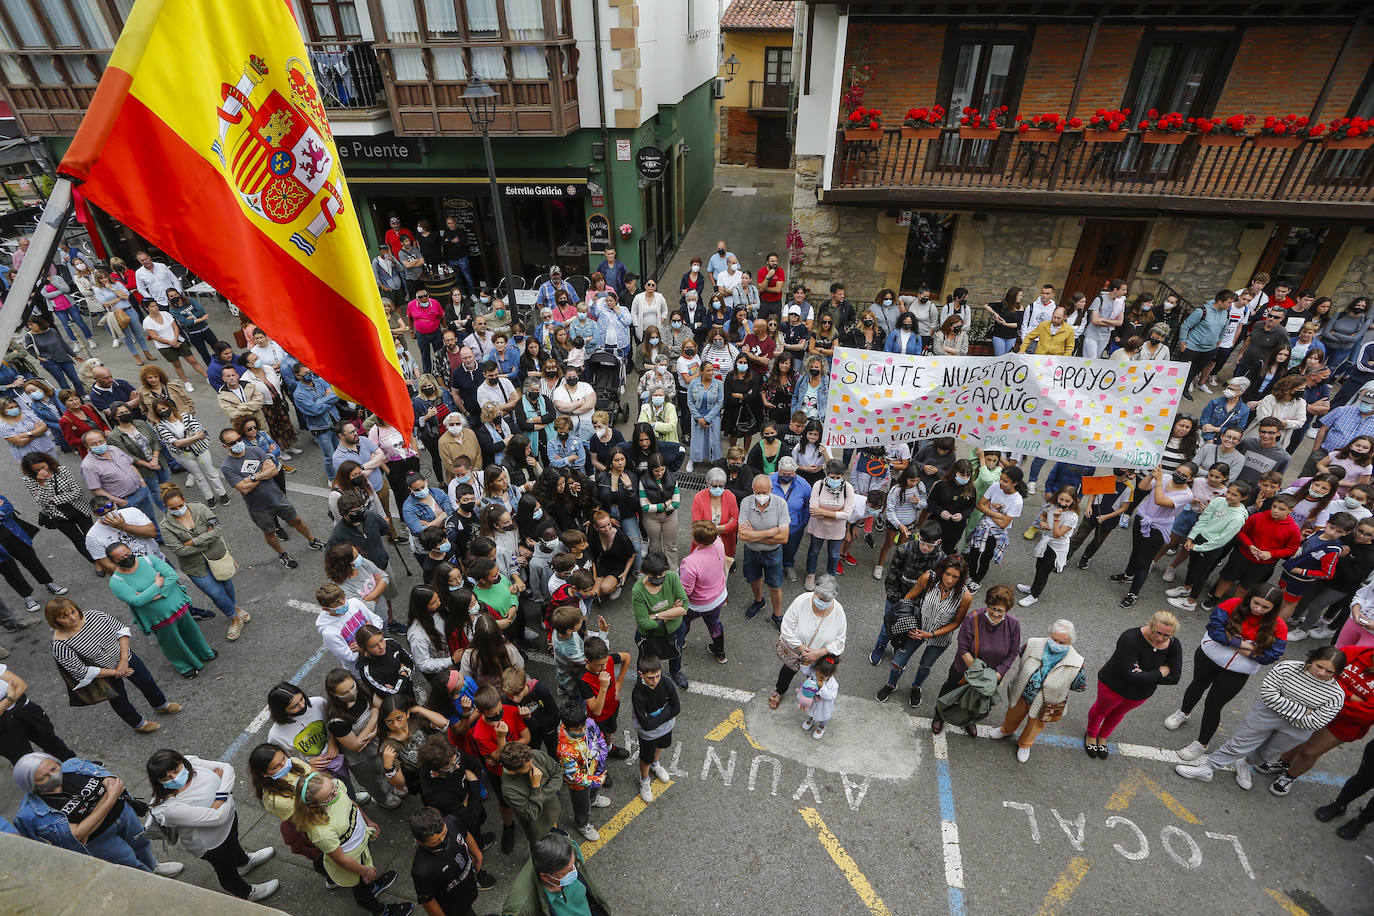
<box><xmin>0</xmin><ymin>50</ymin><xmax>106</xmax><ymax>136</ymax></box>
<box><xmin>828</xmin><ymin>128</ymin><xmax>1374</xmax><ymax>219</ymax></box>
<box><xmin>748</xmin><ymin>80</ymin><xmax>788</xmax><ymax>112</ymax></box>
<box><xmin>305</xmin><ymin>41</ymin><xmax>387</xmax><ymax>113</ymax></box>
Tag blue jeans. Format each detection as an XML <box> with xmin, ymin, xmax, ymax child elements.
<box><xmin>992</xmin><ymin>336</ymin><xmax>1016</xmax><ymax>356</ymax></box>
<box><xmin>885</xmin><ymin>638</ymin><xmax>948</xmax><ymax>689</ymax></box>
<box><xmin>85</xmin><ymin>802</ymin><xmax>158</xmax><ymax>872</ymax></box>
<box><xmin>871</xmin><ymin>597</ymin><xmax>900</xmax><ymax>653</ymax></box>
<box><xmin>311</xmin><ymin>428</ymin><xmax>341</xmax><ymax>478</ymax></box>
<box><xmin>139</xmin><ymin>465</ymin><xmax>172</xmax><ymax>511</ymax></box>
<box><xmin>123</xmin><ymin>486</ymin><xmax>162</xmax><ymax>540</ymax></box>
<box><xmin>782</xmin><ymin>523</ymin><xmax>805</xmax><ymax>569</ymax></box>
<box><xmin>448</xmin><ymin>257</ymin><xmax>476</xmax><ymax>295</ymax></box>
<box><xmin>107</xmin><ymin>652</ymin><xmax>168</xmax><ymax>728</ymax></box>
<box><xmin>619</xmin><ymin>515</ymin><xmax>644</xmax><ymax>570</ymax></box>
<box><xmin>1027</xmin><ymin>457</ymin><xmax>1049</xmax><ymax>484</ymax></box>
<box><xmin>805</xmin><ymin>533</ymin><xmax>841</xmax><ymax>575</ymax></box>
<box><xmin>41</xmin><ymin>359</ymin><xmax>85</xmax><ymax>397</ymax></box>
<box><xmin>416</xmin><ymin>329</ymin><xmax>444</xmax><ymax>376</ymax></box>
<box><xmin>1325</xmin><ymin>346</ymin><xmax>1355</xmax><ymax>375</ymax></box>
<box><xmin>188</xmin><ymin>571</ymin><xmax>238</xmax><ymax>618</ymax></box>
<box><xmin>115</xmin><ymin>307</ymin><xmax>148</xmax><ymax>357</ymax></box>
<box><xmin>56</xmin><ymin>308</ymin><xmax>93</xmax><ymax>342</ymax></box>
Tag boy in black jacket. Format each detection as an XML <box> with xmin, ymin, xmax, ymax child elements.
<box><xmin>502</xmin><ymin>666</ymin><xmax>560</xmax><ymax>756</ymax></box>
<box><xmin>415</xmin><ymin>733</ymin><xmax>494</xmax><ymax>853</ymax></box>
<box><xmin>1291</xmin><ymin>513</ymin><xmax>1374</xmax><ymax>640</ymax></box>
<box><xmin>631</xmin><ymin>654</ymin><xmax>681</xmax><ymax>805</ymax></box>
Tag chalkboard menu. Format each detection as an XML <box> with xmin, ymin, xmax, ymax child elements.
<box><xmin>442</xmin><ymin>197</ymin><xmax>482</xmax><ymax>257</ymax></box>
<box><xmin>587</xmin><ymin>214</ymin><xmax>610</xmax><ymax>253</ymax></box>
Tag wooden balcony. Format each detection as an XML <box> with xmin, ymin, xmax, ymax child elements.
<box><xmin>826</xmin><ymin>128</ymin><xmax>1374</xmax><ymax>220</ymax></box>
<box><xmin>1</xmin><ymin>51</ymin><xmax>104</xmax><ymax>136</ymax></box>
<box><xmin>748</xmin><ymin>80</ymin><xmax>789</xmax><ymax>113</ymax></box>
<box><xmin>304</xmin><ymin>41</ymin><xmax>388</xmax><ymax>122</ymax></box>
<box><xmin>372</xmin><ymin>44</ymin><xmax>580</xmax><ymax>137</ymax></box>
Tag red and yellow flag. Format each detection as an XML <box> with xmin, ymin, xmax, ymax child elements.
<box><xmin>59</xmin><ymin>0</ymin><xmax>412</xmax><ymax>435</ymax></box>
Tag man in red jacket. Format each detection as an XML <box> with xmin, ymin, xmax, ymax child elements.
<box><xmin>1206</xmin><ymin>494</ymin><xmax>1301</xmax><ymax>607</ymax></box>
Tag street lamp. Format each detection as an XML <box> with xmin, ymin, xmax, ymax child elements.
<box><xmin>461</xmin><ymin>77</ymin><xmax>516</xmax><ymax>306</ymax></box>
<box><xmin>723</xmin><ymin>53</ymin><xmax>740</xmax><ymax>82</ymax></box>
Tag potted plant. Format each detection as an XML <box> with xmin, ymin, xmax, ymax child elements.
<box><xmin>959</xmin><ymin>105</ymin><xmax>1009</xmax><ymax>140</ymax></box>
<box><xmin>843</xmin><ymin>106</ymin><xmax>883</xmax><ymax>142</ymax></box>
<box><xmin>1015</xmin><ymin>112</ymin><xmax>1079</xmax><ymax>142</ymax></box>
<box><xmin>901</xmin><ymin>105</ymin><xmax>945</xmax><ymax>140</ymax></box>
<box><xmin>1085</xmin><ymin>108</ymin><xmax>1131</xmax><ymax>142</ymax></box>
<box><xmin>1254</xmin><ymin>114</ymin><xmax>1321</xmax><ymax>148</ymax></box>
<box><xmin>1138</xmin><ymin>110</ymin><xmax>1191</xmax><ymax>144</ymax></box>
<box><xmin>1194</xmin><ymin>114</ymin><xmax>1253</xmax><ymax>147</ymax></box>
<box><xmin>1323</xmin><ymin>116</ymin><xmax>1374</xmax><ymax>150</ymax></box>
<box><xmin>618</xmin><ymin>222</ymin><xmax>633</xmax><ymax>240</ymax></box>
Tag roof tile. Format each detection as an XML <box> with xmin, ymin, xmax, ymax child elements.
<box><xmin>721</xmin><ymin>0</ymin><xmax>795</xmax><ymax>31</ymax></box>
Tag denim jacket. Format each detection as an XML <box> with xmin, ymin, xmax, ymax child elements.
<box><xmin>402</xmin><ymin>489</ymin><xmax>455</xmax><ymax>536</ymax></box>
<box><xmin>13</xmin><ymin>758</ymin><xmax>116</xmax><ymax>853</ymax></box>
<box><xmin>292</xmin><ymin>376</ymin><xmax>341</xmax><ymax>430</ymax></box>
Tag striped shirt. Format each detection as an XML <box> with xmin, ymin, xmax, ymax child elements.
<box><xmin>22</xmin><ymin>466</ymin><xmax>91</xmax><ymax>515</ymax></box>
<box><xmin>1260</xmin><ymin>659</ymin><xmax>1346</xmax><ymax>732</ymax></box>
<box><xmin>154</xmin><ymin>413</ymin><xmax>209</xmax><ymax>455</ymax></box>
<box><xmin>51</xmin><ymin>609</ymin><xmax>131</xmax><ymax>688</ymax></box>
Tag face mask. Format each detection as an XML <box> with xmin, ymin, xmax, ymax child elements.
<box><xmin>778</xmin><ymin>473</ymin><xmax>794</xmax><ymax>484</ymax></box>
<box><xmin>825</xmin><ymin>477</ymin><xmax>843</xmax><ymax>490</ymax></box>
<box><xmin>338</xmin><ymin>689</ymin><xmax>358</xmax><ymax>704</ymax></box>
<box><xmin>542</xmin><ymin>537</ymin><xmax>561</xmax><ymax>551</ymax></box>
<box><xmin>671</xmin><ymin>320</ymin><xmax>682</xmax><ymax>329</ymax></box>
<box><xmin>557</xmin><ymin>867</ymin><xmax>580</xmax><ymax>888</ymax></box>
<box><xmin>480</xmin><ymin>296</ymin><xmax>491</xmax><ymax>304</ymax></box>
<box><xmin>691</xmin><ymin>265</ymin><xmax>699</xmax><ymax>274</ymax></box>
<box><xmin>346</xmin><ymin>510</ymin><xmax>365</xmax><ymax>523</ymax></box>
<box><xmin>650</xmin><ymin>336</ymin><xmax>661</xmax><ymax>346</ymax></box>
<box><xmin>736</xmin><ymin>361</ymin><xmax>749</xmax><ymax>373</ymax></box>
<box><xmin>1344</xmin><ymin>496</ymin><xmax>1363</xmax><ymax>509</ymax></box>
<box><xmin>755</xmin><ymin>494</ymin><xmax>771</xmax><ymax>507</ymax></box>
<box><xmin>813</xmin><ymin>596</ymin><xmax>834</xmax><ymax>610</ymax></box>
<box><xmin>351</xmin><ymin>553</ymin><xmax>365</xmax><ymax>569</ymax></box>
<box><xmin>115</xmin><ymin>554</ymin><xmax>137</xmax><ymax>569</ymax></box>
<box><xmin>436</xmin><ymin>540</ymin><xmax>451</xmax><ymax>554</ymax></box>
<box><xmin>228</xmin><ymin>442</ymin><xmax>246</xmax><ymax>455</ymax></box>
<box><xmin>1361</xmin><ymin>401</ymin><xmax>1374</xmax><ymax>414</ymax></box>
<box><xmin>652</xmin><ymin>395</ymin><xmax>665</xmax><ymax>407</ymax></box>
<box><xmin>3</xmin><ymin>407</ymin><xmax>21</xmax><ymax>417</ymax></box>
<box><xmin>170</xmin><ymin>506</ymin><xmax>188</xmax><ymax>517</ymax></box>
<box><xmin>717</xmin><ymin>247</ymin><xmax>726</xmax><ymax>256</ymax></box>
<box><xmin>647</xmin><ymin>575</ymin><xmax>666</xmax><ymax>587</ymax></box>
<box><xmin>25</xmin><ymin>390</ymin><xmax>42</xmax><ymax>400</ymax></box>
<box><xmin>763</xmin><ymin>433</ymin><xmax>777</xmax><ymax>441</ymax></box>
<box><xmin>955</xmin><ymin>475</ymin><xmax>970</xmax><ymax>485</ymax></box>
<box><xmin>329</xmin><ymin>603</ymin><xmax>348</xmax><ymax>616</ymax></box>
<box><xmin>533</xmin><ymin>508</ymin><xmax>544</xmax><ymax>520</ymax></box>
<box><xmin>162</xmin><ymin>769</ymin><xmax>190</xmax><ymax>790</ymax></box>
<box><xmin>413</xmin><ymin>487</ymin><xmax>430</xmax><ymax>500</ymax></box>
<box><xmin>270</xmin><ymin>759</ymin><xmax>292</xmax><ymax>780</ymax></box>
<box><xmin>809</xmin><ymin>368</ymin><xmax>822</xmax><ymax>377</ymax></box>
<box><xmin>460</xmin><ymin>499</ymin><xmax>476</xmax><ymax>511</ymax></box>
<box><xmin>709</xmin><ymin>485</ymin><xmax>724</xmax><ymax>497</ymax></box>
<box><xmin>90</xmin><ymin>444</ymin><xmax>109</xmax><ymax>456</ymax></box>
<box><xmin>883</xmin><ymin>298</ymin><xmax>893</xmax><ymax>306</ymax></box>
<box><xmin>487</xmin><ymin>378</ymin><xmax>500</xmax><ymax>386</ymax></box>
<box><xmin>1171</xmin><ymin>473</ymin><xmax>1188</xmax><ymax>486</ymax></box>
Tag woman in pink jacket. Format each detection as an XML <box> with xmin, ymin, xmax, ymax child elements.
<box><xmin>679</xmin><ymin>520</ymin><xmax>728</xmax><ymax>664</ymax></box>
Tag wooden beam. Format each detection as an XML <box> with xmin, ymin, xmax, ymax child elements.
<box><xmin>1065</xmin><ymin>13</ymin><xmax>1101</xmax><ymax>119</ymax></box>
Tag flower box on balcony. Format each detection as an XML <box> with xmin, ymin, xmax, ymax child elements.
<box><xmin>960</xmin><ymin>127</ymin><xmax>1003</xmax><ymax>141</ymax></box>
<box><xmin>844</xmin><ymin>128</ymin><xmax>882</xmax><ymax>142</ymax></box>
<box><xmin>1142</xmin><ymin>130</ymin><xmax>1189</xmax><ymax>145</ymax></box>
<box><xmin>1323</xmin><ymin>135</ymin><xmax>1374</xmax><ymax>150</ymax></box>
<box><xmin>1085</xmin><ymin>130</ymin><xmax>1128</xmax><ymax>142</ymax></box>
<box><xmin>1199</xmin><ymin>132</ymin><xmax>1246</xmax><ymax>147</ymax></box>
<box><xmin>901</xmin><ymin>126</ymin><xmax>941</xmax><ymax>141</ymax></box>
<box><xmin>1253</xmin><ymin>135</ymin><xmax>1303</xmax><ymax>149</ymax></box>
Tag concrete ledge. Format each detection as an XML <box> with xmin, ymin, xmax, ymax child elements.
<box><xmin>0</xmin><ymin>834</ymin><xmax>286</xmax><ymax>914</ymax></box>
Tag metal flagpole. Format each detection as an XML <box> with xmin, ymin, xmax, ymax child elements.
<box><xmin>0</xmin><ymin>176</ymin><xmax>74</xmax><ymax>346</ymax></box>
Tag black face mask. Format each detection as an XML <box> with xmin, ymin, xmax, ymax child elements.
<box><xmin>115</xmin><ymin>555</ymin><xmax>137</xmax><ymax>570</ymax></box>
<box><xmin>1171</xmin><ymin>473</ymin><xmax>1189</xmax><ymax>486</ymax></box>
<box><xmin>809</xmin><ymin>368</ymin><xmax>822</xmax><ymax>377</ymax></box>
<box><xmin>346</xmin><ymin>510</ymin><xmax>365</xmax><ymax>523</ymax></box>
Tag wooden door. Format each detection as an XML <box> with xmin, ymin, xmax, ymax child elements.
<box><xmin>1252</xmin><ymin>223</ymin><xmax>1349</xmax><ymax>293</ymax></box>
<box><xmin>1063</xmin><ymin>219</ymin><xmax>1147</xmax><ymax>299</ymax></box>
<box><xmin>756</xmin><ymin>116</ymin><xmax>791</xmax><ymax>169</ymax></box>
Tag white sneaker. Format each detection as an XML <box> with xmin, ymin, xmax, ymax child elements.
<box><xmin>1306</xmin><ymin>426</ymin><xmax>1319</xmax><ymax>439</ymax></box>
<box><xmin>1167</xmin><ymin>596</ymin><xmax>1197</xmax><ymax>612</ymax></box>
<box><xmin>1175</xmin><ymin>762</ymin><xmax>1213</xmax><ymax>781</ymax></box>
<box><xmin>1287</xmin><ymin>627</ymin><xmax>1309</xmax><ymax>641</ymax></box>
<box><xmin>967</xmin><ymin>580</ymin><xmax>981</xmax><ymax>594</ymax></box>
<box><xmin>1165</xmin><ymin>586</ymin><xmax>1190</xmax><ymax>598</ymax></box>
<box><xmin>354</xmin><ymin>789</ymin><xmax>371</xmax><ymax>805</ymax></box>
<box><xmin>1018</xmin><ymin>595</ymin><xmax>1038</xmax><ymax>607</ymax></box>
<box><xmin>804</xmin><ymin>573</ymin><xmax>816</xmax><ymax>590</ymax></box>
<box><xmin>153</xmin><ymin>862</ymin><xmax>185</xmax><ymax>878</ymax></box>
<box><xmin>1016</xmin><ymin>583</ymin><xmax>1032</xmax><ymax>594</ymax></box>
<box><xmin>183</xmin><ymin>381</ymin><xmax>194</xmax><ymax>393</ymax></box>
<box><xmin>1308</xmin><ymin>625</ymin><xmax>1336</xmax><ymax>641</ymax></box>
<box><xmin>989</xmin><ymin>727</ymin><xmax>1010</xmax><ymax>740</ymax></box>
<box><xmin>683</xmin><ymin>461</ymin><xmax>694</xmax><ymax>473</ymax></box>
<box><xmin>577</xmin><ymin>822</ymin><xmax>601</xmax><ymax>841</ymax></box>
<box><xmin>650</xmin><ymin>761</ymin><xmax>670</xmax><ymax>783</ymax></box>
<box><xmin>1015</xmin><ymin>746</ymin><xmax>1030</xmax><ymax>763</ymax></box>
<box><xmin>1178</xmin><ymin>740</ymin><xmax>1208</xmax><ymax>761</ymax></box>
<box><xmin>1234</xmin><ymin>763</ymin><xmax>1253</xmax><ymax>790</ymax></box>
<box><xmin>1164</xmin><ymin>710</ymin><xmax>1191</xmax><ymax>730</ymax></box>
<box><xmin>872</xmin><ymin>565</ymin><xmax>884</xmax><ymax>580</ymax></box>
<box><xmin>248</xmin><ymin>880</ymin><xmax>280</xmax><ymax>902</ymax></box>
<box><xmin>638</xmin><ymin>777</ymin><xmax>653</xmax><ymax>803</ymax></box>
<box><xmin>591</xmin><ymin>794</ymin><xmax>611</xmax><ymax>808</ymax></box>
<box><xmin>1161</xmin><ymin>567</ymin><xmax>1176</xmax><ymax>582</ymax></box>
<box><xmin>239</xmin><ymin>846</ymin><xmax>275</xmax><ymax>875</ymax></box>
<box><xmin>1026</xmin><ymin>482</ymin><xmax>1036</xmax><ymax>495</ymax></box>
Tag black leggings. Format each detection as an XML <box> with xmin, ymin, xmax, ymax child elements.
<box><xmin>776</xmin><ymin>665</ymin><xmax>799</xmax><ymax>695</ymax></box>
<box><xmin>1179</xmin><ymin>646</ymin><xmax>1251</xmax><ymax>744</ymax></box>
<box><xmin>0</xmin><ymin>528</ymin><xmax>52</xmax><ymax>592</ymax></box>
<box><xmin>1334</xmin><ymin>738</ymin><xmax>1374</xmax><ymax>823</ymax></box>
<box><xmin>1183</xmin><ymin>347</ymin><xmax>1217</xmax><ymax>393</ymax></box>
<box><xmin>1185</xmin><ymin>548</ymin><xmax>1227</xmax><ymax>600</ymax></box>
<box><xmin>965</xmin><ymin>538</ymin><xmax>997</xmax><ymax>582</ymax></box>
<box><xmin>201</xmin><ymin>814</ymin><xmax>253</xmax><ymax>898</ymax></box>
<box><xmin>51</xmin><ymin>515</ymin><xmax>96</xmax><ymax>563</ymax></box>
<box><xmin>0</xmin><ymin>699</ymin><xmax>76</xmax><ymax>764</ymax></box>
<box><xmin>1029</xmin><ymin>551</ymin><xmax>1057</xmax><ymax>597</ymax></box>
<box><xmin>1072</xmin><ymin>514</ymin><xmax>1117</xmax><ymax>561</ymax></box>
<box><xmin>1123</xmin><ymin>525</ymin><xmax>1166</xmax><ymax>596</ymax></box>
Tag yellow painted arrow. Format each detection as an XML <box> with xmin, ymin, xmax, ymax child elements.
<box><xmin>704</xmin><ymin>707</ymin><xmax>764</xmax><ymax>750</ymax></box>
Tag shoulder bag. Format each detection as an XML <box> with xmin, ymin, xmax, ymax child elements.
<box><xmin>205</xmin><ymin>538</ymin><xmax>239</xmax><ymax>581</ymax></box>
<box><xmin>775</xmin><ymin>612</ymin><xmax>824</xmax><ymax>672</ymax></box>
<box><xmin>55</xmin><ymin>663</ymin><xmax>117</xmax><ymax>707</ymax></box>
<box><xmin>640</xmin><ymin>619</ymin><xmax>680</xmax><ymax>663</ymax></box>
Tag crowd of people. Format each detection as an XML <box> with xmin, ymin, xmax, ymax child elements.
<box><xmin>1</xmin><ymin>230</ymin><xmax>1373</xmax><ymax>916</ymax></box>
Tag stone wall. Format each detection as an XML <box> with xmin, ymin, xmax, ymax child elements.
<box><xmin>1134</xmin><ymin>219</ymin><xmax>1252</xmax><ymax>305</ymax></box>
<box><xmin>792</xmin><ymin>155</ymin><xmax>885</xmax><ymax>292</ymax></box>
<box><xmin>943</xmin><ymin>213</ymin><xmax>1082</xmax><ymax>308</ymax></box>
<box><xmin>1326</xmin><ymin>230</ymin><xmax>1374</xmax><ymax>304</ymax></box>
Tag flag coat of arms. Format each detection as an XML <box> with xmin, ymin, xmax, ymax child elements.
<box><xmin>58</xmin><ymin>0</ymin><xmax>412</xmax><ymax>435</ymax></box>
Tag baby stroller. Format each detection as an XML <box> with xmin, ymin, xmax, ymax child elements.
<box><xmin>586</xmin><ymin>349</ymin><xmax>628</xmax><ymax>424</ymax></box>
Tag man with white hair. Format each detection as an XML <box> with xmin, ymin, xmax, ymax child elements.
<box><xmin>738</xmin><ymin>474</ymin><xmax>789</xmax><ymax>625</ymax></box>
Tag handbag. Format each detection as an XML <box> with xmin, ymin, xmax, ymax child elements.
<box><xmin>775</xmin><ymin>613</ymin><xmax>824</xmax><ymax>672</ymax></box>
<box><xmin>55</xmin><ymin>664</ymin><xmax>117</xmax><ymax>707</ymax></box>
<box><xmin>640</xmin><ymin>621</ymin><xmax>680</xmax><ymax>663</ymax></box>
<box><xmin>114</xmin><ymin>307</ymin><xmax>132</xmax><ymax>330</ymax></box>
<box><xmin>37</xmin><ymin>501</ymin><xmax>83</xmax><ymax>530</ymax></box>
<box><xmin>206</xmin><ymin>543</ymin><xmax>238</xmax><ymax>581</ymax></box>
<box><xmin>1039</xmin><ymin>700</ymin><xmax>1067</xmax><ymax>722</ymax></box>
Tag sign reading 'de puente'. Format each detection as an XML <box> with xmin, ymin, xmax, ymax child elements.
<box><xmin>824</xmin><ymin>347</ymin><xmax>1185</xmax><ymax>468</ymax></box>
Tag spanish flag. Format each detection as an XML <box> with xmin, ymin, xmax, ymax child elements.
<box><xmin>58</xmin><ymin>0</ymin><xmax>413</xmax><ymax>435</ymax></box>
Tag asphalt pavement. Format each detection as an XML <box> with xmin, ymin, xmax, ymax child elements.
<box><xmin>0</xmin><ymin>321</ymin><xmax>1371</xmax><ymax>916</ymax></box>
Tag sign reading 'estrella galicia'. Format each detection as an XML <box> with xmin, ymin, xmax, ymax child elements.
<box><xmin>636</xmin><ymin>145</ymin><xmax>667</xmax><ymax>180</ymax></box>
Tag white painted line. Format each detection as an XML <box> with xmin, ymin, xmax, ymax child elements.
<box><xmin>285</xmin><ymin>481</ymin><xmax>333</xmax><ymax>499</ymax></box>
<box><xmin>286</xmin><ymin>598</ymin><xmax>320</xmax><ymax>614</ymax></box>
<box><xmin>687</xmin><ymin>682</ymin><xmax>756</xmax><ymax>703</ymax></box>
<box><xmin>940</xmin><ymin>819</ymin><xmax>965</xmax><ymax>890</ymax></box>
